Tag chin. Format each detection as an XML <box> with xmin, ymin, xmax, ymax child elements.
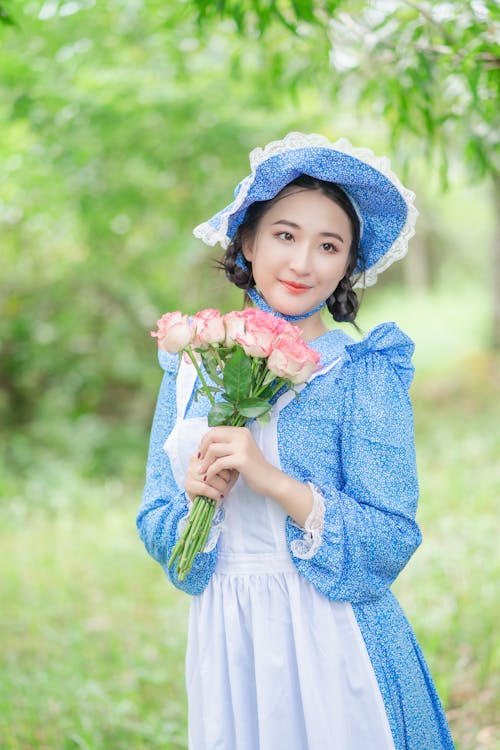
<box><xmin>275</xmin><ymin>302</ymin><xmax>306</xmax><ymax>316</ymax></box>
<box><xmin>280</xmin><ymin>299</ymin><xmax>317</xmax><ymax>315</ymax></box>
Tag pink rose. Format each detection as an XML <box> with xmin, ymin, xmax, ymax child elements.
<box><xmin>267</xmin><ymin>334</ymin><xmax>321</xmax><ymax>384</ymax></box>
<box><xmin>241</xmin><ymin>308</ymin><xmax>281</xmax><ymax>329</ymax></box>
<box><xmin>192</xmin><ymin>308</ymin><xmax>226</xmax><ymax>347</ymax></box>
<box><xmin>244</xmin><ymin>308</ymin><xmax>304</xmax><ymax>340</ymax></box>
<box><xmin>151</xmin><ymin>311</ymin><xmax>194</xmax><ymax>353</ymax></box>
<box><xmin>276</xmin><ymin>319</ymin><xmax>305</xmax><ymax>340</ymax></box>
<box><xmin>223</xmin><ymin>310</ymin><xmax>246</xmax><ymax>347</ymax></box>
<box><xmin>236</xmin><ymin>309</ymin><xmax>283</xmax><ymax>358</ymax></box>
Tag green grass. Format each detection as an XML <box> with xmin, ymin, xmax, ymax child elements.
<box><xmin>1</xmin><ymin>285</ymin><xmax>499</xmax><ymax>749</ymax></box>
<box><xmin>0</xmin><ymin>484</ymin><xmax>190</xmax><ymax>750</ymax></box>
<box><xmin>399</xmin><ymin>354</ymin><xmax>499</xmax><ymax>749</ymax></box>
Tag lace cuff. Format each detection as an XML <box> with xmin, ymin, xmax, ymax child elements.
<box><xmin>177</xmin><ymin>498</ymin><xmax>226</xmax><ymax>554</ymax></box>
<box><xmin>290</xmin><ymin>484</ymin><xmax>325</xmax><ymax>560</ymax></box>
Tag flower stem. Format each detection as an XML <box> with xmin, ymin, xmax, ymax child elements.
<box><xmin>171</xmin><ymin>495</ymin><xmax>217</xmax><ymax>581</ymax></box>
<box><xmin>268</xmin><ymin>380</ymin><xmax>289</xmax><ymax>399</ymax></box>
<box><xmin>210</xmin><ymin>345</ymin><xmax>225</xmax><ymax>372</ymax></box>
<box><xmin>254</xmin><ymin>364</ymin><xmax>272</xmax><ymax>394</ymax></box>
<box><xmin>185</xmin><ymin>348</ymin><xmax>216</xmax><ymax>406</ymax></box>
<box><xmin>179</xmin><ymin>506</ymin><xmax>215</xmax><ymax>578</ymax></box>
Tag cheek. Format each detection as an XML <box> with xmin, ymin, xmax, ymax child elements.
<box><xmin>319</xmin><ymin>256</ymin><xmax>348</xmax><ymax>285</ymax></box>
<box><xmin>248</xmin><ymin>243</ymin><xmax>279</xmax><ymax>278</ymax></box>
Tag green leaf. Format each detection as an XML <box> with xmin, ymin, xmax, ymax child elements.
<box><xmin>290</xmin><ymin>0</ymin><xmax>316</xmax><ymax>24</ymax></box>
<box><xmin>257</xmin><ymin>410</ymin><xmax>272</xmax><ymax>425</ymax></box>
<box><xmin>207</xmin><ymin>401</ymin><xmax>235</xmax><ymax>426</ymax></box>
<box><xmin>200</xmin><ymin>350</ymin><xmax>223</xmax><ymax>385</ymax></box>
<box><xmin>0</xmin><ymin>4</ymin><xmax>17</xmax><ymax>27</ymax></box>
<box><xmin>261</xmin><ymin>369</ymin><xmax>278</xmax><ymax>387</ymax></box>
<box><xmin>237</xmin><ymin>397</ymin><xmax>271</xmax><ymax>418</ymax></box>
<box><xmin>222</xmin><ymin>347</ymin><xmax>252</xmax><ymax>402</ymax></box>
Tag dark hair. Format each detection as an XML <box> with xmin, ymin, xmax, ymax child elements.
<box><xmin>220</xmin><ymin>175</ymin><xmax>364</xmax><ymax>323</ymax></box>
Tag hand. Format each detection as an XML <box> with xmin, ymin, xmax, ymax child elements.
<box><xmin>197</xmin><ymin>426</ymin><xmax>273</xmax><ymax>497</ymax></box>
<box><xmin>184</xmin><ymin>453</ymin><xmax>238</xmax><ymax>506</ymax></box>
<box><xmin>197</xmin><ymin>426</ymin><xmax>315</xmax><ymax>526</ymax></box>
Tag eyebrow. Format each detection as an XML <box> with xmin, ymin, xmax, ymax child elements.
<box><xmin>271</xmin><ymin>219</ymin><xmax>345</xmax><ymax>244</ymax></box>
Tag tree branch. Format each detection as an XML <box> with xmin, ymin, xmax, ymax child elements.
<box><xmin>400</xmin><ymin>0</ymin><xmax>458</xmax><ymax>49</ymax></box>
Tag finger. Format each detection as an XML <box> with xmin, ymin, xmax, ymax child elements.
<box><xmin>185</xmin><ymin>478</ymin><xmax>225</xmax><ymax>504</ymax></box>
<box><xmin>187</xmin><ymin>461</ymin><xmax>234</xmax><ymax>493</ymax></box>
<box><xmin>187</xmin><ymin>454</ymin><xmax>204</xmax><ymax>473</ymax></box>
<box><xmin>204</xmin><ymin>456</ymin><xmax>239</xmax><ymax>481</ymax></box>
<box><xmin>198</xmin><ymin>442</ymin><xmax>235</xmax><ymax>473</ymax></box>
<box><xmin>185</xmin><ymin>460</ymin><xmax>206</xmax><ymax>484</ymax></box>
<box><xmin>218</xmin><ymin>468</ymin><xmax>233</xmax><ymax>483</ymax></box>
<box><xmin>197</xmin><ymin>426</ymin><xmax>244</xmax><ymax>458</ymax></box>
<box><xmin>185</xmin><ymin>463</ymin><xmax>236</xmax><ymax>499</ymax></box>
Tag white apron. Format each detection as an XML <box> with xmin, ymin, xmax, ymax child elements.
<box><xmin>165</xmin><ymin>360</ymin><xmax>395</xmax><ymax>750</ymax></box>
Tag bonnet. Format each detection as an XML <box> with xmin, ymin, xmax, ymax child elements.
<box><xmin>193</xmin><ymin>132</ymin><xmax>418</xmax><ymax>288</ymax></box>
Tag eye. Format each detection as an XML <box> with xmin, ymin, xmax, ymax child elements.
<box><xmin>276</xmin><ymin>231</ymin><xmax>294</xmax><ymax>242</ymax></box>
<box><xmin>321</xmin><ymin>242</ymin><xmax>338</xmax><ymax>253</ymax></box>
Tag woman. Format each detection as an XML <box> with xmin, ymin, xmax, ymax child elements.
<box><xmin>137</xmin><ymin>132</ymin><xmax>455</xmax><ymax>749</ymax></box>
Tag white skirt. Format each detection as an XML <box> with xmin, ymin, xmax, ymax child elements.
<box><xmin>186</xmin><ymin>553</ymin><xmax>394</xmax><ymax>750</ymax></box>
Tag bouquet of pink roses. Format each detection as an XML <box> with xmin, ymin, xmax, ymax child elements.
<box><xmin>150</xmin><ymin>307</ymin><xmax>321</xmax><ymax>580</ymax></box>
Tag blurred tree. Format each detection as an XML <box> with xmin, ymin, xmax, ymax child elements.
<box><xmin>188</xmin><ymin>0</ymin><xmax>500</xmax><ymax>346</ymax></box>
<box><xmin>0</xmin><ymin>0</ymin><xmax>497</xmax><ymax>470</ymax></box>
<box><xmin>0</xmin><ymin>0</ymin><xmax>330</xmax><ymax>460</ymax></box>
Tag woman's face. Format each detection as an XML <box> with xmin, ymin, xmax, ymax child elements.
<box><xmin>242</xmin><ymin>187</ymin><xmax>353</xmax><ymax>333</ymax></box>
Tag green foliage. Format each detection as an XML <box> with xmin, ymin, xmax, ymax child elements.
<box><xmin>222</xmin><ymin>347</ymin><xmax>253</xmax><ymax>402</ymax></box>
<box><xmin>0</xmin><ymin>0</ymin><xmax>318</xmax><ymax>453</ymax></box>
<box><xmin>199</xmin><ymin>346</ymin><xmax>275</xmax><ymax>425</ymax></box>
<box><xmin>2</xmin><ymin>1</ymin><xmax>497</xmax><ymax>453</ymax></box>
<box><xmin>207</xmin><ymin>400</ymin><xmax>235</xmax><ymax>426</ymax></box>
<box><xmin>191</xmin><ymin>0</ymin><xmax>342</xmax><ymax>33</ymax></box>
<box><xmin>237</xmin><ymin>396</ymin><xmax>271</xmax><ymax>418</ymax></box>
<box><xmin>189</xmin><ymin>0</ymin><xmax>500</xmax><ymax>181</ymax></box>
<box><xmin>328</xmin><ymin>1</ymin><xmax>500</xmax><ymax>182</ymax></box>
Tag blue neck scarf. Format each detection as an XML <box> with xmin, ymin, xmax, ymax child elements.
<box><xmin>245</xmin><ymin>287</ymin><xmax>325</xmax><ymax>322</ymax></box>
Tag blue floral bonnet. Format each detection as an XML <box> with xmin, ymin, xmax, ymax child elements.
<box><xmin>193</xmin><ymin>132</ymin><xmax>418</xmax><ymax>288</ymax></box>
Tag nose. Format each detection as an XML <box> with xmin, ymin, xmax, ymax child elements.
<box><xmin>288</xmin><ymin>243</ymin><xmax>311</xmax><ymax>275</ymax></box>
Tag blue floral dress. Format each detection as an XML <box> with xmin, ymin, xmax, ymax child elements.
<box><xmin>137</xmin><ymin>322</ymin><xmax>455</xmax><ymax>750</ymax></box>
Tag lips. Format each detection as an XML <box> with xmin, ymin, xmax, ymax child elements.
<box><xmin>280</xmin><ymin>280</ymin><xmax>312</xmax><ymax>294</ymax></box>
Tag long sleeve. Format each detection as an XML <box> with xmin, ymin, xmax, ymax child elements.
<box><xmin>286</xmin><ymin>323</ymin><xmax>422</xmax><ymax>603</ymax></box>
<box><xmin>136</xmin><ymin>351</ymin><xmax>217</xmax><ymax>595</ymax></box>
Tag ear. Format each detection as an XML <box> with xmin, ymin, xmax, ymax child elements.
<box><xmin>241</xmin><ymin>231</ymin><xmax>254</xmax><ymax>263</ymax></box>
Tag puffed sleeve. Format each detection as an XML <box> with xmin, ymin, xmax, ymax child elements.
<box><xmin>286</xmin><ymin>323</ymin><xmax>422</xmax><ymax>603</ymax></box>
<box><xmin>136</xmin><ymin>349</ymin><xmax>218</xmax><ymax>595</ymax></box>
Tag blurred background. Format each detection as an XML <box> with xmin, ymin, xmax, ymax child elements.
<box><xmin>0</xmin><ymin>1</ymin><xmax>499</xmax><ymax>748</ymax></box>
